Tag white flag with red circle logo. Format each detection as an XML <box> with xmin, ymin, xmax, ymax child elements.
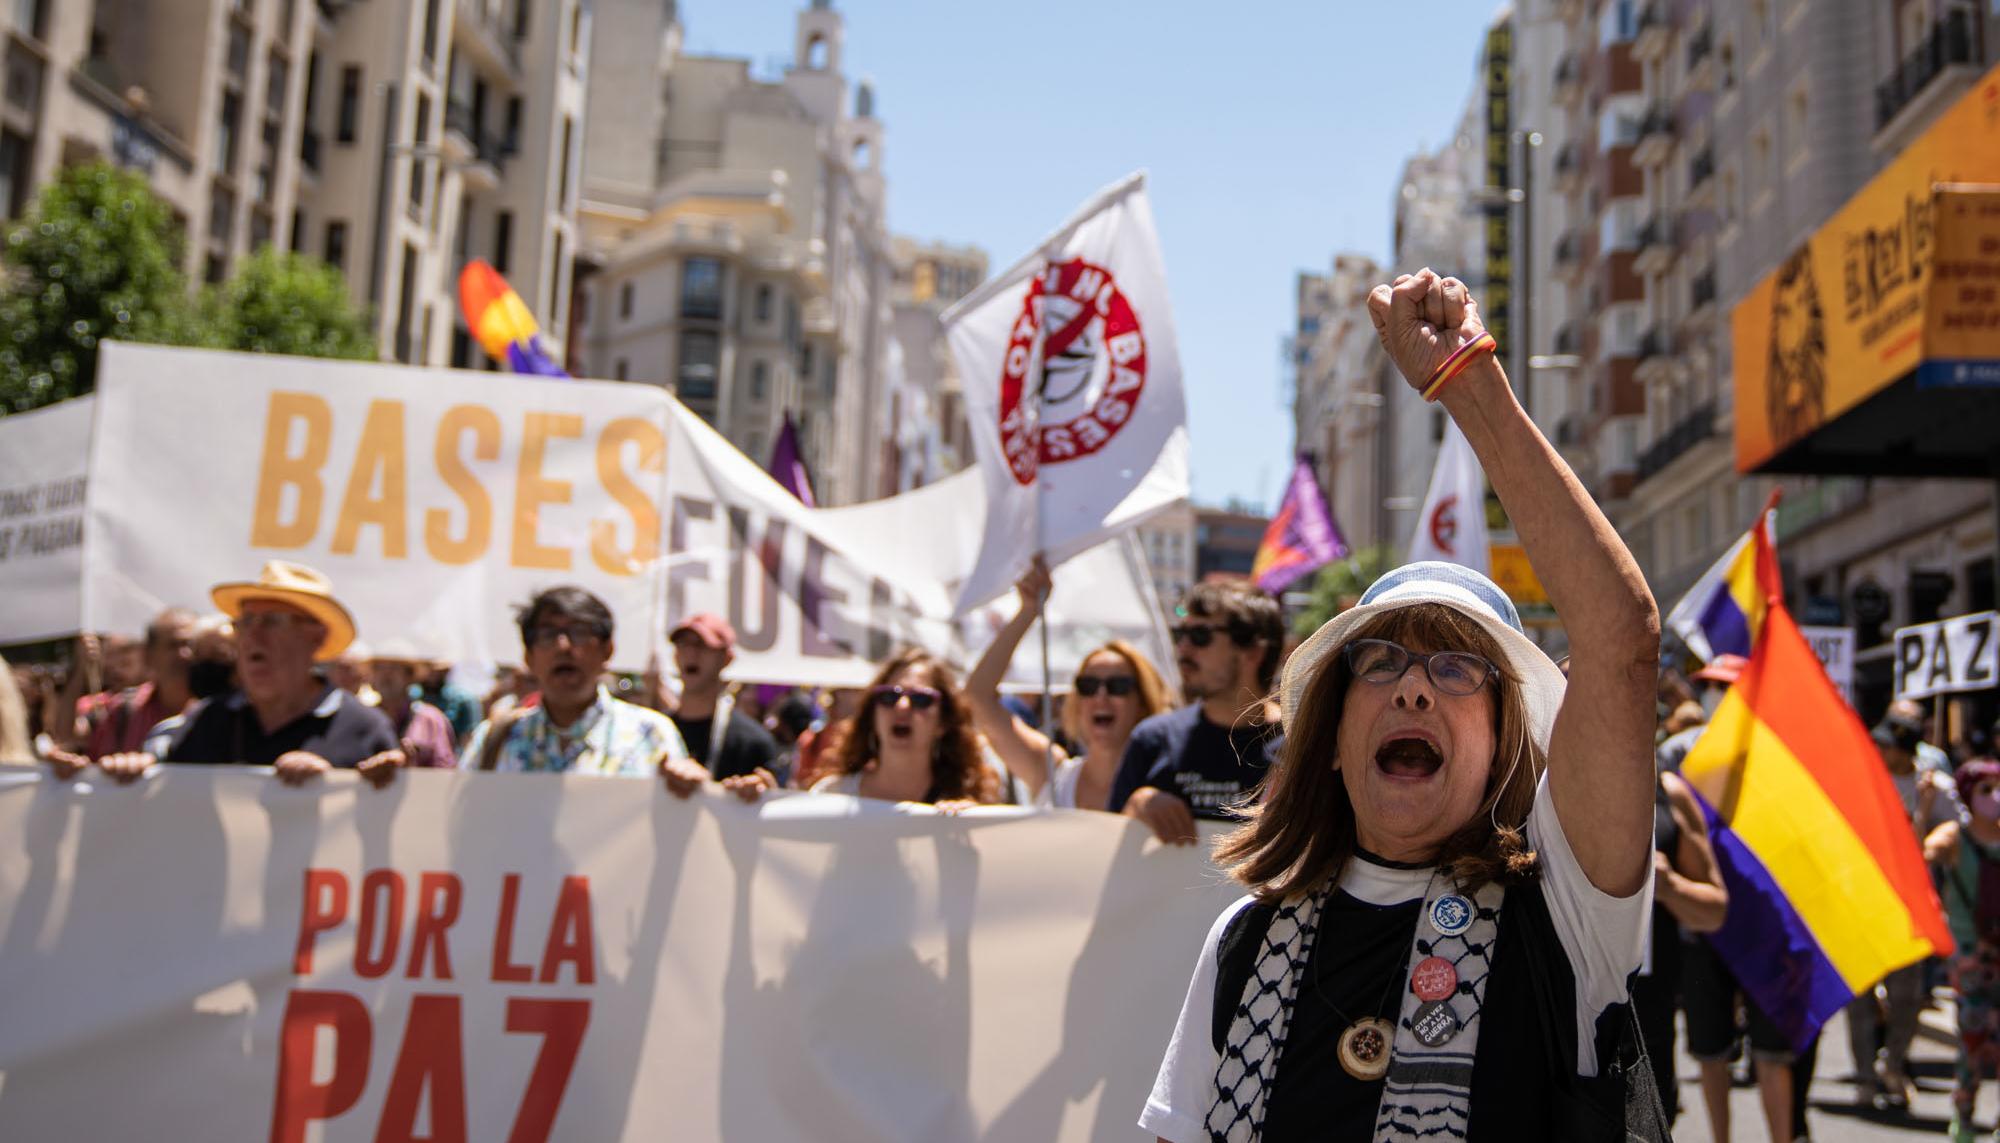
<box><xmin>943</xmin><ymin>173</ymin><xmax>1189</xmax><ymax>613</ymax></box>
<box><xmin>1408</xmin><ymin>420</ymin><xmax>1491</xmax><ymax>575</ymax></box>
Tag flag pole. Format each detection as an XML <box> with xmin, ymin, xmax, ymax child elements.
<box><xmin>1031</xmin><ymin>253</ymin><xmax>1056</xmax><ymax>801</ymax></box>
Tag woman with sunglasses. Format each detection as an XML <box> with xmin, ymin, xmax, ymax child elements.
<box><xmin>808</xmin><ymin>648</ymin><xmax>1002</xmax><ymax>807</ymax></box>
<box><xmin>1140</xmin><ymin>271</ymin><xmax>1664</xmax><ymax>1141</ymax></box>
<box><xmin>966</xmin><ymin>556</ymin><xmax>1175</xmax><ymax>814</ymax></box>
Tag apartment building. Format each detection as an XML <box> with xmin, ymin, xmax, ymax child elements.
<box><xmin>0</xmin><ymin>0</ymin><xmax>586</xmax><ymax>368</ymax></box>
<box><xmin>574</xmin><ymin>0</ymin><xmax>896</xmax><ymax>506</ymax></box>
<box><xmin>1597</xmin><ymin>0</ymin><xmax>2000</xmax><ymax>717</ymax></box>
<box><xmin>1136</xmin><ymin>499</ymin><xmax>1197</xmax><ymax>618</ymax></box>
<box><xmin>1291</xmin><ymin>254</ymin><xmax>1394</xmax><ymax>552</ymax></box>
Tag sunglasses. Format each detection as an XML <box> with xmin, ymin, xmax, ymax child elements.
<box><xmin>870</xmin><ymin>684</ymin><xmax>941</xmax><ymax>711</ymax></box>
<box><xmin>1074</xmin><ymin>674</ymin><xmax>1138</xmax><ymax>697</ymax></box>
<box><xmin>1171</xmin><ymin>623</ymin><xmax>1222</xmax><ymax>648</ymax></box>
<box><xmin>1343</xmin><ymin>638</ymin><xmax>1496</xmax><ymax>697</ymax></box>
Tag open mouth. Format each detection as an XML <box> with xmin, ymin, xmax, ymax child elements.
<box><xmin>548</xmin><ymin>664</ymin><xmax>583</xmax><ymax>683</ymax></box>
<box><xmin>888</xmin><ymin>721</ymin><xmax>913</xmax><ymax>741</ymax></box>
<box><xmin>1375</xmin><ymin>735</ymin><xmax>1443</xmax><ymax>780</ymax></box>
<box><xmin>1090</xmin><ymin>712</ymin><xmax>1117</xmax><ymax>729</ymax></box>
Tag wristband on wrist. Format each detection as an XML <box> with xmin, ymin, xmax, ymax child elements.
<box><xmin>1421</xmin><ymin>331</ymin><xmax>1498</xmax><ymax>402</ymax></box>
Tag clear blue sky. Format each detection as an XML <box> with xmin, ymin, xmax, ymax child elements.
<box><xmin>680</xmin><ymin>0</ymin><xmax>1505</xmax><ymax>511</ymax></box>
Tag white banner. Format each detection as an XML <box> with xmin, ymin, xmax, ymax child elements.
<box><xmin>1798</xmin><ymin>625</ymin><xmax>1856</xmax><ymax>701</ymax></box>
<box><xmin>1895</xmin><ymin>610</ymin><xmax>1999</xmax><ymax>700</ymax></box>
<box><xmin>945</xmin><ymin>173</ymin><xmax>1189</xmax><ymax>613</ymax></box>
<box><xmin>1408</xmin><ymin>420</ymin><xmax>1489</xmax><ymax>574</ymax></box>
<box><xmin>0</xmin><ymin>765</ymin><xmax>1240</xmax><ymax>1140</ymax></box>
<box><xmin>73</xmin><ymin>345</ymin><xmax>1170</xmax><ymax>690</ymax></box>
<box><xmin>0</xmin><ymin>397</ymin><xmax>92</xmax><ymax>643</ymax></box>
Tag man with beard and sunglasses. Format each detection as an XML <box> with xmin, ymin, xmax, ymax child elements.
<box><xmin>1108</xmin><ymin>580</ymin><xmax>1285</xmax><ymax>845</ymax></box>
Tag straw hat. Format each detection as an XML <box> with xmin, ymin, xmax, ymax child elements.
<box><xmin>1282</xmin><ymin>561</ymin><xmax>1567</xmax><ymax>754</ymax></box>
<box><xmin>210</xmin><ymin>560</ymin><xmax>356</xmax><ymax>662</ymax></box>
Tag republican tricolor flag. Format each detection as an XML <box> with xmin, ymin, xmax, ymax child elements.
<box><xmin>1251</xmin><ymin>456</ymin><xmax>1346</xmax><ymax>595</ymax></box>
<box><xmin>1681</xmin><ymin>503</ymin><xmax>1951</xmax><ymax>1050</ymax></box>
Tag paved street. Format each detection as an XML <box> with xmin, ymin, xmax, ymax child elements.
<box><xmin>1670</xmin><ymin>997</ymin><xmax>1970</xmax><ymax>1141</ymax></box>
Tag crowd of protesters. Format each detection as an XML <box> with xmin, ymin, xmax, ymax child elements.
<box><xmin>6</xmin><ymin>545</ymin><xmax>2000</xmax><ymax>1139</ymax></box>
<box><xmin>0</xmin><ymin>553</ymin><xmax>1287</xmax><ymax>847</ymax></box>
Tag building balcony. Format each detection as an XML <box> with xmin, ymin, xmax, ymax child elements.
<box><xmin>1685</xmin><ymin>24</ymin><xmax>1714</xmax><ymax>90</ymax></box>
<box><xmin>1632</xmin><ymin>103</ymin><xmax>1676</xmax><ymax>168</ymax></box>
<box><xmin>452</xmin><ymin>0</ymin><xmax>521</xmax><ymax>81</ymax></box>
<box><xmin>1636</xmin><ymin>401</ymin><xmax>1717</xmax><ymax>481</ymax></box>
<box><xmin>1553</xmin><ymin>140</ymin><xmax>1585</xmax><ymax>193</ymax></box>
<box><xmin>1875</xmin><ymin>7</ymin><xmax>1981</xmax><ymax>149</ymax></box>
<box><xmin>1684</xmin><ymin>144</ymin><xmax>1715</xmax><ymax>209</ymax></box>
<box><xmin>1634</xmin><ymin>214</ymin><xmax>1676</xmax><ymax>276</ymax></box>
<box><xmin>1554</xmin><ymin>230</ymin><xmax>1586</xmax><ymax>281</ymax></box>
<box><xmin>443</xmin><ymin>99</ymin><xmax>512</xmax><ymax>190</ymax></box>
<box><xmin>1688</xmin><ymin>266</ymin><xmax>1718</xmax><ymax>318</ymax></box>
<box><xmin>1553</xmin><ymin>321</ymin><xmax>1579</xmax><ymax>356</ymax></box>
<box><xmin>1633</xmin><ymin>1</ymin><xmax>1672</xmax><ymax>62</ymax></box>
<box><xmin>1635</xmin><ymin>325</ymin><xmax>1675</xmax><ymax>384</ymax></box>
<box><xmin>1553</xmin><ymin>51</ymin><xmax>1584</xmax><ymax>106</ymax></box>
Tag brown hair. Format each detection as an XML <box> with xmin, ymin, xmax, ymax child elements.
<box><xmin>1059</xmin><ymin>639</ymin><xmax>1175</xmax><ymax>746</ymax></box>
<box><xmin>1214</xmin><ymin>603</ymin><xmax>1544</xmax><ymax>900</ymax></box>
<box><xmin>1179</xmin><ymin>580</ymin><xmax>1285</xmax><ymax>691</ymax></box>
<box><xmin>832</xmin><ymin>648</ymin><xmax>1001</xmax><ymax>804</ymax></box>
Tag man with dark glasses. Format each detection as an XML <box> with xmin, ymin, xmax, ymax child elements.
<box><xmin>1110</xmin><ymin>580</ymin><xmax>1285</xmax><ymax>843</ymax></box>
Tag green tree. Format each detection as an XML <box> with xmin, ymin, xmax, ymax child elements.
<box><xmin>1291</xmin><ymin>545</ymin><xmax>1397</xmax><ymax>637</ymax></box>
<box><xmin>198</xmin><ymin>247</ymin><xmax>377</xmax><ymax>360</ymax></box>
<box><xmin>0</xmin><ymin>163</ymin><xmax>198</xmax><ymax>412</ymax></box>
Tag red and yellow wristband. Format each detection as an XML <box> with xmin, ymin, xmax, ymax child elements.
<box><xmin>1421</xmin><ymin>331</ymin><xmax>1498</xmax><ymax>402</ymax></box>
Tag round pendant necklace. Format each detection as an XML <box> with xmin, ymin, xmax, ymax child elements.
<box><xmin>1309</xmin><ymin>865</ymin><xmax>1441</xmax><ymax>1082</ymax></box>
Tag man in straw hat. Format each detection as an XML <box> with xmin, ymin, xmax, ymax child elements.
<box><xmin>103</xmin><ymin>561</ymin><xmax>402</xmax><ymax>786</ymax></box>
<box><xmin>1140</xmin><ymin>270</ymin><xmax>1665</xmax><ymax>1141</ymax></box>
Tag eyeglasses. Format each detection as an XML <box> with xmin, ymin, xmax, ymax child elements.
<box><xmin>1342</xmin><ymin>638</ymin><xmax>1496</xmax><ymax>696</ymax></box>
<box><xmin>528</xmin><ymin>623</ymin><xmax>606</xmax><ymax>649</ymax></box>
<box><xmin>870</xmin><ymin>684</ymin><xmax>941</xmax><ymax>711</ymax></box>
<box><xmin>1074</xmin><ymin>674</ymin><xmax>1138</xmax><ymax>697</ymax></box>
<box><xmin>1171</xmin><ymin>623</ymin><xmax>1221</xmax><ymax>648</ymax></box>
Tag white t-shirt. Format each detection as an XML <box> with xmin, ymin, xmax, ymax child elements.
<box><xmin>1036</xmin><ymin>754</ymin><xmax>1085</xmax><ymax>810</ymax></box>
<box><xmin>1137</xmin><ymin>774</ymin><xmax>1652</xmax><ymax>1142</ymax></box>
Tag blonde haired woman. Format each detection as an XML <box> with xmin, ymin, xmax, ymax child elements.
<box><xmin>966</xmin><ymin>557</ymin><xmax>1173</xmax><ymax>814</ymax></box>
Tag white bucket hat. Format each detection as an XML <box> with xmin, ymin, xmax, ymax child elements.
<box><xmin>1281</xmin><ymin>561</ymin><xmax>1567</xmax><ymax>753</ymax></box>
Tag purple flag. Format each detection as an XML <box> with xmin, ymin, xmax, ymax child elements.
<box><xmin>1250</xmin><ymin>456</ymin><xmax>1347</xmax><ymax>595</ymax></box>
<box><xmin>768</xmin><ymin>413</ymin><xmax>816</xmax><ymax>508</ymax></box>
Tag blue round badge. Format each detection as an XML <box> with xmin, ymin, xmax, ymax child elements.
<box><xmin>1429</xmin><ymin>894</ymin><xmax>1474</xmax><ymax>938</ymax></box>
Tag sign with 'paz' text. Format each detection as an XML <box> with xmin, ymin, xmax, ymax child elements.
<box><xmin>1895</xmin><ymin>611</ymin><xmax>1998</xmax><ymax>700</ymax></box>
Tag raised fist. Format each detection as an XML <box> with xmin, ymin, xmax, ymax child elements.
<box><xmin>1366</xmin><ymin>269</ymin><xmax>1490</xmax><ymax>394</ymax></box>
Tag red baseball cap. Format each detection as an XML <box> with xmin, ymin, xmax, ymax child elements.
<box><xmin>1691</xmin><ymin>653</ymin><xmax>1748</xmax><ymax>684</ymax></box>
<box><xmin>670</xmin><ymin>613</ymin><xmax>736</xmax><ymax>652</ymax></box>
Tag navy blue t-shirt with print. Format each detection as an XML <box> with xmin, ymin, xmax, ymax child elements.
<box><xmin>1108</xmin><ymin>704</ymin><xmax>1283</xmax><ymax>818</ymax></box>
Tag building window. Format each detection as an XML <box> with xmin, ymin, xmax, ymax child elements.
<box><xmin>557</xmin><ymin>116</ymin><xmax>573</xmax><ymax>209</ymax></box>
<box><xmin>1750</xmin><ymin>127</ymin><xmax>1772</xmax><ymax>204</ymax></box>
<box><xmin>0</xmin><ymin>129</ymin><xmax>31</xmax><ymax>219</ymax></box>
<box><xmin>324</xmin><ymin>219</ymin><xmax>347</xmax><ymax>269</ymax></box>
<box><xmin>422</xmin><ymin>0</ymin><xmax>440</xmax><ymax>64</ymax></box>
<box><xmin>618</xmin><ymin>281</ymin><xmax>633</xmax><ymax>320</ymax></box>
<box><xmin>754</xmin><ymin>283</ymin><xmax>772</xmax><ymax>323</ymax></box>
<box><xmin>614</xmin><ymin>358</ymin><xmax>628</xmax><ymax>380</ymax></box>
<box><xmin>209</xmin><ymin>183</ymin><xmax>235</xmax><ymax>247</ymax></box>
<box><xmin>678</xmin><ymin>330</ymin><xmax>719</xmax><ymax>399</ymax></box>
<box><xmin>289</xmin><ymin>208</ymin><xmax>305</xmax><ymax>253</ymax></box>
<box><xmin>1720</xmin><ymin>168</ymin><xmax>1738</xmax><ymax>225</ymax></box>
<box><xmin>395</xmin><ymin>243</ymin><xmax>418</xmax><ymax>363</ymax></box>
<box><xmin>513</xmin><ymin>0</ymin><xmax>530</xmax><ymax>40</ymax></box>
<box><xmin>205</xmin><ymin>254</ymin><xmax>227</xmax><ymax>284</ymax></box>
<box><xmin>409</xmin><ymin>93</ymin><xmax>430</xmax><ymax>213</ymax></box>
<box><xmin>215</xmin><ymin>91</ymin><xmax>241</xmax><ymax>173</ymax></box>
<box><xmin>13</xmin><ymin>0</ymin><xmax>46</xmax><ymax>39</ymax></box>
<box><xmin>336</xmin><ymin>66</ymin><xmax>360</xmax><ymax>143</ymax></box>
<box><xmin>750</xmin><ymin>359</ymin><xmax>768</xmax><ymax>401</ymax></box>
<box><xmin>1598</xmin><ymin>0</ymin><xmax>1636</xmax><ymax>45</ymax></box>
<box><xmin>568</xmin><ymin>0</ymin><xmax>583</xmax><ymax>57</ymax></box>
<box><xmin>265</xmin><ymin>54</ymin><xmax>288</xmax><ymax>122</ymax></box>
<box><xmin>493</xmin><ymin>211</ymin><xmax>512</xmax><ymax>272</ymax></box>
<box><xmin>505</xmin><ymin>96</ymin><xmax>522</xmax><ymax>150</ymax></box>
<box><xmin>547</xmin><ymin>230</ymin><xmax>565</xmax><ymax>323</ymax></box>
<box><xmin>681</xmin><ymin>257</ymin><xmax>722</xmax><ymax>319</ymax></box>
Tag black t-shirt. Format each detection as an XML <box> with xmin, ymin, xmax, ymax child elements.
<box><xmin>1108</xmin><ymin>704</ymin><xmax>1283</xmax><ymax>817</ymax></box>
<box><xmin>166</xmin><ymin>687</ymin><xmax>398</xmax><ymax>767</ymax></box>
<box><xmin>1209</xmin><ymin>883</ymin><xmax>1640</xmax><ymax>1141</ymax></box>
<box><xmin>672</xmin><ymin>708</ymin><xmax>779</xmax><ymax>782</ymax></box>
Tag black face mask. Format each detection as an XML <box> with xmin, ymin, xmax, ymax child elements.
<box><xmin>188</xmin><ymin>659</ymin><xmax>235</xmax><ymax>700</ymax></box>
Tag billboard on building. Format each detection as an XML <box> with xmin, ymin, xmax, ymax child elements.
<box><xmin>1731</xmin><ymin>64</ymin><xmax>2000</xmax><ymax>472</ymax></box>
<box><xmin>1482</xmin><ymin>18</ymin><xmax>1512</xmax><ymax>359</ymax></box>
